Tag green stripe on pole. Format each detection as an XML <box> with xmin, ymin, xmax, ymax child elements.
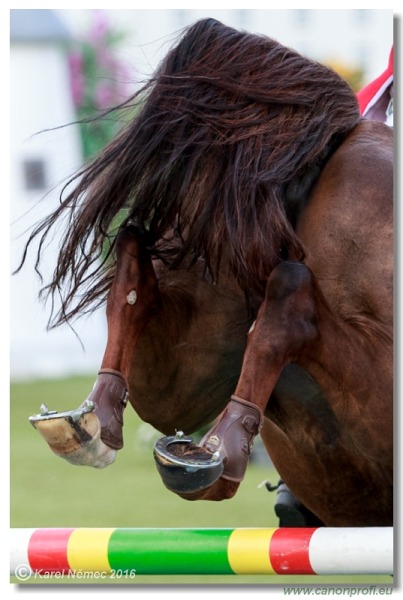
<box><xmin>108</xmin><ymin>528</ymin><xmax>235</xmax><ymax>575</ymax></box>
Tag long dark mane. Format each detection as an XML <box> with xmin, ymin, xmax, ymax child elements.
<box><xmin>20</xmin><ymin>18</ymin><xmax>360</xmax><ymax>326</ymax></box>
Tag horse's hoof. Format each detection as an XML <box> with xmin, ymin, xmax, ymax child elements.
<box><xmin>274</xmin><ymin>483</ymin><xmax>308</xmax><ymax>527</ymax></box>
<box><xmin>29</xmin><ymin>401</ymin><xmax>117</xmax><ymax>468</ymax></box>
<box><xmin>153</xmin><ymin>431</ymin><xmax>224</xmax><ymax>494</ymax></box>
<box><xmin>274</xmin><ymin>481</ymin><xmax>325</xmax><ymax>527</ymax></box>
<box><xmin>154</xmin><ymin>397</ymin><xmax>264</xmax><ymax>499</ymax></box>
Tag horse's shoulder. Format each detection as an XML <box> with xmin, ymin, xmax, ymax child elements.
<box><xmin>298</xmin><ymin>119</ymin><xmax>393</xmax><ymax>323</ymax></box>
<box><xmin>308</xmin><ymin>120</ymin><xmax>393</xmax><ymax>220</ymax></box>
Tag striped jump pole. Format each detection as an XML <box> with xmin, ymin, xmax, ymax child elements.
<box><xmin>10</xmin><ymin>527</ymin><xmax>393</xmax><ymax>577</ymax></box>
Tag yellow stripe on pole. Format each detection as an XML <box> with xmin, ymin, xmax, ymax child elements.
<box><xmin>227</xmin><ymin>528</ymin><xmax>276</xmax><ymax>574</ymax></box>
<box><xmin>67</xmin><ymin>528</ymin><xmax>115</xmax><ymax>573</ymax></box>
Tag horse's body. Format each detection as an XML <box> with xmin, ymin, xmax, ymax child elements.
<box><xmin>25</xmin><ymin>20</ymin><xmax>393</xmax><ymax>527</ymax></box>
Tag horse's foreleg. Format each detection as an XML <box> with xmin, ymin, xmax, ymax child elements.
<box><xmin>84</xmin><ymin>224</ymin><xmax>161</xmax><ymax>450</ymax></box>
<box><xmin>100</xmin><ymin>225</ymin><xmax>161</xmax><ymax>376</ymax></box>
<box><xmin>31</xmin><ymin>224</ymin><xmax>161</xmax><ymax>467</ymax></box>
<box><xmin>231</xmin><ymin>261</ymin><xmax>319</xmax><ymax>412</ymax></box>
<box><xmin>182</xmin><ymin>261</ymin><xmax>318</xmax><ymax>500</ymax></box>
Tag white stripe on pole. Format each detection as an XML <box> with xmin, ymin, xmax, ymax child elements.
<box><xmin>10</xmin><ymin>528</ymin><xmax>36</xmax><ymax>576</ymax></box>
<box><xmin>309</xmin><ymin>527</ymin><xmax>393</xmax><ymax>575</ymax></box>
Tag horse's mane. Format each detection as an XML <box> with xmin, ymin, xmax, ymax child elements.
<box><xmin>19</xmin><ymin>18</ymin><xmax>360</xmax><ymax>327</ymax></box>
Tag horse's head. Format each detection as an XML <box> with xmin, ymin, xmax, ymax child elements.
<box><xmin>20</xmin><ymin>17</ymin><xmax>360</xmax><ymax>329</ymax></box>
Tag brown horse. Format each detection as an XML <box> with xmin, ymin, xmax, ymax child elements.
<box><xmin>25</xmin><ymin>19</ymin><xmax>393</xmax><ymax>527</ymax></box>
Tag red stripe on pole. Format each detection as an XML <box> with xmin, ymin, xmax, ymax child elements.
<box><xmin>28</xmin><ymin>528</ymin><xmax>74</xmax><ymax>574</ymax></box>
<box><xmin>269</xmin><ymin>527</ymin><xmax>317</xmax><ymax>574</ymax></box>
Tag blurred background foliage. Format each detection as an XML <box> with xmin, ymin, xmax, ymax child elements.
<box><xmin>67</xmin><ymin>12</ymin><xmax>130</xmax><ymax>160</ymax></box>
<box><xmin>326</xmin><ymin>59</ymin><xmax>365</xmax><ymax>91</ymax></box>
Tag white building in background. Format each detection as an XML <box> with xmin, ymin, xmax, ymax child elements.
<box><xmin>10</xmin><ymin>9</ymin><xmax>393</xmax><ymax>381</ymax></box>
<box><xmin>10</xmin><ymin>10</ymin><xmax>107</xmax><ymax>380</ymax></box>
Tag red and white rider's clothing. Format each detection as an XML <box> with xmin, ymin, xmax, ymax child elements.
<box><xmin>356</xmin><ymin>47</ymin><xmax>393</xmax><ymax>127</ymax></box>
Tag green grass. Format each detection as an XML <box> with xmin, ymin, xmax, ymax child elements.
<box><xmin>10</xmin><ymin>376</ymin><xmax>392</xmax><ymax>586</ymax></box>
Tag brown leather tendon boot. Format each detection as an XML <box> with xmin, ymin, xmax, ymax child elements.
<box><xmin>200</xmin><ymin>395</ymin><xmax>264</xmax><ymax>483</ymax></box>
<box><xmin>86</xmin><ymin>368</ymin><xmax>129</xmax><ymax>450</ymax></box>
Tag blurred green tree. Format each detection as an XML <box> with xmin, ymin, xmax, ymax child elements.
<box><xmin>68</xmin><ymin>10</ymin><xmax>131</xmax><ymax>160</ymax></box>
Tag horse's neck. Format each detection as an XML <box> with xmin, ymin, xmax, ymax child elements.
<box><xmin>282</xmin><ymin>132</ymin><xmax>350</xmax><ymax>229</ymax></box>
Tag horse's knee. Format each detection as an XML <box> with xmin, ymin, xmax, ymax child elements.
<box><xmin>253</xmin><ymin>261</ymin><xmax>319</xmax><ymax>361</ymax></box>
<box><xmin>114</xmin><ymin>222</ymin><xmax>151</xmax><ymax>256</ymax></box>
<box><xmin>108</xmin><ymin>224</ymin><xmax>158</xmax><ymax>297</ymax></box>
<box><xmin>265</xmin><ymin>261</ymin><xmax>315</xmax><ymax>305</ymax></box>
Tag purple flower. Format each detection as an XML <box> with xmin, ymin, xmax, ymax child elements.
<box><xmin>67</xmin><ymin>12</ymin><xmax>136</xmax><ymax>157</ymax></box>
<box><xmin>68</xmin><ymin>51</ymin><xmax>85</xmax><ymax>107</ymax></box>
<box><xmin>88</xmin><ymin>10</ymin><xmax>109</xmax><ymax>44</ymax></box>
